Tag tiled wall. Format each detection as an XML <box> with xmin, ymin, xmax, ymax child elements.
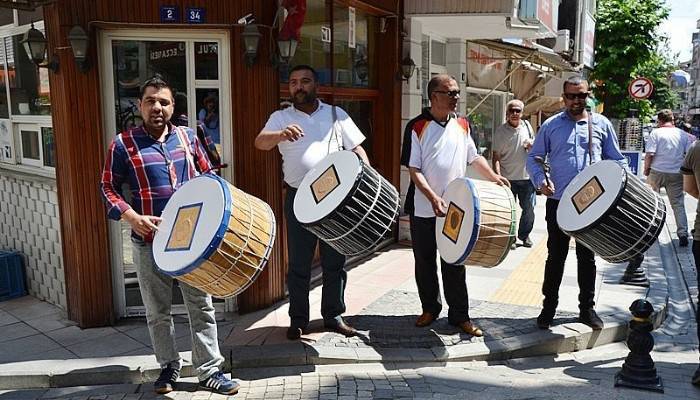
<box><xmin>0</xmin><ymin>169</ymin><xmax>66</xmax><ymax>309</ymax></box>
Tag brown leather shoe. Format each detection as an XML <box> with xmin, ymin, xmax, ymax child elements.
<box><xmin>325</xmin><ymin>320</ymin><xmax>358</xmax><ymax>337</ymax></box>
<box><xmin>415</xmin><ymin>312</ymin><xmax>436</xmax><ymax>327</ymax></box>
<box><xmin>455</xmin><ymin>321</ymin><xmax>483</xmax><ymax>337</ymax></box>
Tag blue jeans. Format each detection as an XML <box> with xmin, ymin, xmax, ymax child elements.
<box><xmin>285</xmin><ymin>189</ymin><xmax>347</xmax><ymax>328</ymax></box>
<box><xmin>131</xmin><ymin>239</ymin><xmax>224</xmax><ymax>381</ymax></box>
<box><xmin>510</xmin><ymin>179</ymin><xmax>536</xmax><ymax>240</ymax></box>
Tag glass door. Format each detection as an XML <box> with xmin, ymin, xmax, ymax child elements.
<box><xmin>100</xmin><ymin>30</ymin><xmax>231</xmax><ymax>317</ymax></box>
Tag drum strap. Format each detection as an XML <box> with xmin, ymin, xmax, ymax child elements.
<box><xmin>327</xmin><ymin>105</ymin><xmax>344</xmax><ymax>155</ymax></box>
<box><xmin>587</xmin><ymin>113</ymin><xmax>593</xmax><ymax>166</ymax></box>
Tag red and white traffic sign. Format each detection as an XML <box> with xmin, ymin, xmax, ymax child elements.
<box><xmin>628</xmin><ymin>77</ymin><xmax>654</xmax><ymax>99</ymax></box>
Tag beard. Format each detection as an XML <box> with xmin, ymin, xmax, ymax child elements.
<box><xmin>292</xmin><ymin>89</ymin><xmax>317</xmax><ymax>106</ymax></box>
<box><xmin>568</xmin><ymin>103</ymin><xmax>585</xmax><ymax>116</ymax></box>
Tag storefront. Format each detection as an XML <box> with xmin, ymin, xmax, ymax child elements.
<box><xmin>0</xmin><ymin>0</ymin><xmax>402</xmax><ymax>328</ymax></box>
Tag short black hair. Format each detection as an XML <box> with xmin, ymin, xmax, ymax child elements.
<box><xmin>427</xmin><ymin>74</ymin><xmax>457</xmax><ymax>99</ymax></box>
<box><xmin>562</xmin><ymin>75</ymin><xmax>589</xmax><ymax>92</ymax></box>
<box><xmin>139</xmin><ymin>74</ymin><xmax>173</xmax><ymax>100</ymax></box>
<box><xmin>289</xmin><ymin>64</ymin><xmax>319</xmax><ymax>81</ymax></box>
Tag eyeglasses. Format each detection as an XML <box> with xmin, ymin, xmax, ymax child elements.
<box><xmin>507</xmin><ymin>108</ymin><xmax>523</xmax><ymax>114</ymax></box>
<box><xmin>433</xmin><ymin>90</ymin><xmax>461</xmax><ymax>98</ymax></box>
<box><xmin>563</xmin><ymin>92</ymin><xmax>589</xmax><ymax>100</ymax></box>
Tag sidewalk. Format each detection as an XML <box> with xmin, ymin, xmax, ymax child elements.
<box><xmin>0</xmin><ymin>195</ymin><xmax>680</xmax><ymax>389</ymax></box>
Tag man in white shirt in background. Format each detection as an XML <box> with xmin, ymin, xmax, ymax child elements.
<box><xmin>255</xmin><ymin>65</ymin><xmax>369</xmax><ymax>340</ymax></box>
<box><xmin>492</xmin><ymin>99</ymin><xmax>536</xmax><ymax>249</ymax></box>
<box><xmin>644</xmin><ymin>109</ymin><xmax>693</xmax><ymax>247</ymax></box>
<box><xmin>403</xmin><ymin>74</ymin><xmax>509</xmax><ymax>336</ymax></box>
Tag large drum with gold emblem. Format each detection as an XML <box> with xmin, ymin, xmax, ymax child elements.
<box><xmin>152</xmin><ymin>174</ymin><xmax>276</xmax><ymax>297</ymax></box>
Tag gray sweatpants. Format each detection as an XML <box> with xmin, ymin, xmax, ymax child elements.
<box><xmin>648</xmin><ymin>170</ymin><xmax>688</xmax><ymax>239</ymax></box>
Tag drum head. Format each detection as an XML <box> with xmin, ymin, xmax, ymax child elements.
<box><xmin>436</xmin><ymin>178</ymin><xmax>479</xmax><ymax>265</ymax></box>
<box><xmin>153</xmin><ymin>174</ymin><xmax>231</xmax><ymax>276</ymax></box>
<box><xmin>557</xmin><ymin>160</ymin><xmax>626</xmax><ymax>232</ymax></box>
<box><xmin>294</xmin><ymin>150</ymin><xmax>362</xmax><ymax>224</ymax></box>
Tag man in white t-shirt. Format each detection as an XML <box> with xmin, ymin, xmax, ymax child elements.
<box><xmin>255</xmin><ymin>65</ymin><xmax>369</xmax><ymax>340</ymax></box>
<box><xmin>402</xmin><ymin>74</ymin><xmax>509</xmax><ymax>337</ymax></box>
<box><xmin>644</xmin><ymin>109</ymin><xmax>693</xmax><ymax>246</ymax></box>
<box><xmin>492</xmin><ymin>99</ymin><xmax>536</xmax><ymax>249</ymax></box>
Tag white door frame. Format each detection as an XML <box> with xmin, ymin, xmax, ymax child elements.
<box><xmin>98</xmin><ymin>28</ymin><xmax>233</xmax><ymax>318</ymax></box>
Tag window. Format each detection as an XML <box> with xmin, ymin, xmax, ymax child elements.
<box><xmin>18</xmin><ymin>124</ymin><xmax>54</xmax><ymax>168</ymax></box>
<box><xmin>431</xmin><ymin>40</ymin><xmax>446</xmax><ymax>67</ymax></box>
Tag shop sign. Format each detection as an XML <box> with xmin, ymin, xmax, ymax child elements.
<box><xmin>149</xmin><ymin>42</ymin><xmax>185</xmax><ymax>61</ymax></box>
<box><xmin>348</xmin><ymin>7</ymin><xmax>356</xmax><ymax>49</ymax></box>
<box><xmin>160</xmin><ymin>6</ymin><xmax>180</xmax><ymax>23</ymax></box>
<box><xmin>466</xmin><ymin>42</ymin><xmax>507</xmax><ymax>91</ymax></box>
<box><xmin>622</xmin><ymin>151</ymin><xmax>642</xmax><ymax>176</ymax></box>
<box><xmin>186</xmin><ymin>7</ymin><xmax>205</xmax><ymax>24</ymax></box>
<box><xmin>582</xmin><ymin>12</ymin><xmax>596</xmax><ymax>68</ymax></box>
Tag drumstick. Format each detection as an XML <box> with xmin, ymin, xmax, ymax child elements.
<box><xmin>533</xmin><ymin>156</ymin><xmax>551</xmax><ymax>187</ymax></box>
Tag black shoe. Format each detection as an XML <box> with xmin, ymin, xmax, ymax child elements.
<box><xmin>579</xmin><ymin>308</ymin><xmax>604</xmax><ymax>330</ymax></box>
<box><xmin>693</xmin><ymin>365</ymin><xmax>700</xmax><ymax>386</ymax></box>
<box><xmin>286</xmin><ymin>326</ymin><xmax>304</xmax><ymax>340</ymax></box>
<box><xmin>324</xmin><ymin>320</ymin><xmax>358</xmax><ymax>337</ymax></box>
<box><xmin>536</xmin><ymin>308</ymin><xmax>555</xmax><ymax>329</ymax></box>
<box><xmin>522</xmin><ymin>237</ymin><xmax>533</xmax><ymax>248</ymax></box>
<box><xmin>154</xmin><ymin>365</ymin><xmax>180</xmax><ymax>394</ymax></box>
<box><xmin>199</xmin><ymin>371</ymin><xmax>240</xmax><ymax>395</ymax></box>
<box><xmin>679</xmin><ymin>236</ymin><xmax>689</xmax><ymax>247</ymax></box>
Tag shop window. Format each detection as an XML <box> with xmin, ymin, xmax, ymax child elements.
<box><xmin>466</xmin><ymin>92</ymin><xmax>505</xmax><ymax>160</ymax></box>
<box><xmin>332</xmin><ymin>5</ymin><xmax>376</xmax><ymax>88</ymax></box>
<box><xmin>431</xmin><ymin>40</ymin><xmax>446</xmax><ymax>67</ymax></box>
<box><xmin>0</xmin><ymin>8</ymin><xmax>12</xmax><ymax>27</ymax></box>
<box><xmin>284</xmin><ymin>0</ymin><xmax>331</xmax><ymax>84</ymax></box>
<box><xmin>17</xmin><ymin>7</ymin><xmax>43</xmax><ymax>27</ymax></box>
<box><xmin>6</xmin><ymin>33</ymin><xmax>52</xmax><ymax>116</ymax></box>
<box><xmin>194</xmin><ymin>42</ymin><xmax>218</xmax><ymax>80</ymax></box>
<box><xmin>42</xmin><ymin>127</ymin><xmax>55</xmax><ymax>167</ymax></box>
<box><xmin>18</xmin><ymin>124</ymin><xmax>53</xmax><ymax>168</ymax></box>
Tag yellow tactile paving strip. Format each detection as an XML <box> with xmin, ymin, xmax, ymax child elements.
<box><xmin>488</xmin><ymin>237</ymin><xmax>550</xmax><ymax>306</ymax></box>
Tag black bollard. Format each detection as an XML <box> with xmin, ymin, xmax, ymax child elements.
<box><xmin>619</xmin><ymin>254</ymin><xmax>650</xmax><ymax>287</ymax></box>
<box><xmin>614</xmin><ymin>299</ymin><xmax>663</xmax><ymax>392</ymax></box>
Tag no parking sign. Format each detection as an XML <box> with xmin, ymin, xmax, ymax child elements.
<box><xmin>628</xmin><ymin>77</ymin><xmax>654</xmax><ymax>100</ymax></box>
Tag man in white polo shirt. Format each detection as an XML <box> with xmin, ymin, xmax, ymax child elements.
<box><xmin>255</xmin><ymin>65</ymin><xmax>369</xmax><ymax>340</ymax></box>
<box><xmin>403</xmin><ymin>74</ymin><xmax>509</xmax><ymax>336</ymax></box>
<box><xmin>644</xmin><ymin>109</ymin><xmax>693</xmax><ymax>246</ymax></box>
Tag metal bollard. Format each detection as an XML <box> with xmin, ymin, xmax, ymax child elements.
<box><xmin>619</xmin><ymin>254</ymin><xmax>650</xmax><ymax>287</ymax></box>
<box><xmin>614</xmin><ymin>299</ymin><xmax>663</xmax><ymax>392</ymax></box>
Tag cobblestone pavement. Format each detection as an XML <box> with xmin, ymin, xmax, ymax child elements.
<box><xmin>315</xmin><ymin>292</ymin><xmax>577</xmax><ymax>349</ymax></box>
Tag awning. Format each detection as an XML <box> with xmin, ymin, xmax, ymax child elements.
<box><xmin>0</xmin><ymin>0</ymin><xmax>54</xmax><ymax>10</ymax></box>
<box><xmin>471</xmin><ymin>39</ymin><xmax>576</xmax><ymax>72</ymax></box>
<box><xmin>523</xmin><ymin>96</ymin><xmax>564</xmax><ymax>116</ymax></box>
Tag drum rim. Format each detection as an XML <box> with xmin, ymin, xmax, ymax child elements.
<box><xmin>298</xmin><ymin>151</ymin><xmax>366</xmax><ymax>227</ymax></box>
<box><xmin>157</xmin><ymin>174</ymin><xmax>233</xmax><ymax>277</ymax></box>
<box><xmin>439</xmin><ymin>177</ymin><xmax>481</xmax><ymax>265</ymax></box>
<box><xmin>558</xmin><ymin>161</ymin><xmax>628</xmax><ymax>234</ymax></box>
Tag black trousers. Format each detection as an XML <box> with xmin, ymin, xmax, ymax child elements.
<box><xmin>285</xmin><ymin>189</ymin><xmax>347</xmax><ymax>328</ymax></box>
<box><xmin>410</xmin><ymin>215</ymin><xmax>470</xmax><ymax>325</ymax></box>
<box><xmin>691</xmin><ymin>241</ymin><xmax>700</xmax><ymax>344</ymax></box>
<box><xmin>542</xmin><ymin>198</ymin><xmax>597</xmax><ymax>312</ymax></box>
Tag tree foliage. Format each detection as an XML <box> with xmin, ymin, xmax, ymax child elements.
<box><xmin>591</xmin><ymin>0</ymin><xmax>677</xmax><ymax>120</ymax></box>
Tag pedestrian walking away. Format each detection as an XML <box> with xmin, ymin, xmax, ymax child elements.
<box><xmin>680</xmin><ymin>143</ymin><xmax>700</xmax><ymax>386</ymax></box>
<box><xmin>100</xmin><ymin>75</ymin><xmax>239</xmax><ymax>396</ymax></box>
<box><xmin>255</xmin><ymin>64</ymin><xmax>369</xmax><ymax>341</ymax></box>
<box><xmin>401</xmin><ymin>74</ymin><xmax>509</xmax><ymax>337</ymax></box>
<box><xmin>492</xmin><ymin>99</ymin><xmax>536</xmax><ymax>249</ymax></box>
<box><xmin>644</xmin><ymin>109</ymin><xmax>693</xmax><ymax>247</ymax></box>
<box><xmin>526</xmin><ymin>75</ymin><xmax>626</xmax><ymax>332</ymax></box>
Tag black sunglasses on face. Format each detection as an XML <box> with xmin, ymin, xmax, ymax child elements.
<box><xmin>563</xmin><ymin>92</ymin><xmax>589</xmax><ymax>100</ymax></box>
<box><xmin>507</xmin><ymin>109</ymin><xmax>522</xmax><ymax>114</ymax></box>
<box><xmin>434</xmin><ymin>90</ymin><xmax>461</xmax><ymax>98</ymax></box>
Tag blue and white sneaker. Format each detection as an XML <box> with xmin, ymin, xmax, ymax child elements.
<box><xmin>199</xmin><ymin>371</ymin><xmax>240</xmax><ymax>395</ymax></box>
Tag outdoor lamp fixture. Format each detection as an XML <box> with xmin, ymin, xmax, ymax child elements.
<box><xmin>277</xmin><ymin>38</ymin><xmax>298</xmax><ymax>65</ymax></box>
<box><xmin>241</xmin><ymin>24</ymin><xmax>261</xmax><ymax>67</ymax></box>
<box><xmin>399</xmin><ymin>56</ymin><xmax>416</xmax><ymax>81</ymax></box>
<box><xmin>21</xmin><ymin>23</ymin><xmax>58</xmax><ymax>72</ymax></box>
<box><xmin>354</xmin><ymin>58</ymin><xmax>369</xmax><ymax>82</ymax></box>
<box><xmin>68</xmin><ymin>25</ymin><xmax>89</xmax><ymax>72</ymax></box>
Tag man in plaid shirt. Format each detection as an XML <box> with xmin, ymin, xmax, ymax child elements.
<box><xmin>100</xmin><ymin>75</ymin><xmax>238</xmax><ymax>396</ymax></box>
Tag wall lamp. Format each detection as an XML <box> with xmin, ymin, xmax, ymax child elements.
<box><xmin>242</xmin><ymin>24</ymin><xmax>262</xmax><ymax>67</ymax></box>
<box><xmin>21</xmin><ymin>23</ymin><xmax>58</xmax><ymax>72</ymax></box>
<box><xmin>68</xmin><ymin>25</ymin><xmax>89</xmax><ymax>72</ymax></box>
<box><xmin>276</xmin><ymin>38</ymin><xmax>298</xmax><ymax>66</ymax></box>
<box><xmin>399</xmin><ymin>56</ymin><xmax>416</xmax><ymax>81</ymax></box>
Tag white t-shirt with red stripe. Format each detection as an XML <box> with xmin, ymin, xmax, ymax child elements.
<box><xmin>409</xmin><ymin>115</ymin><xmax>480</xmax><ymax>218</ymax></box>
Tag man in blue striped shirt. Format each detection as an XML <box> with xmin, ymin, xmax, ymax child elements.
<box><xmin>526</xmin><ymin>76</ymin><xmax>625</xmax><ymax>331</ymax></box>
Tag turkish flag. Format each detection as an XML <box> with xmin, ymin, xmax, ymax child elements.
<box><xmin>279</xmin><ymin>0</ymin><xmax>306</xmax><ymax>41</ymax></box>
